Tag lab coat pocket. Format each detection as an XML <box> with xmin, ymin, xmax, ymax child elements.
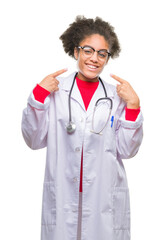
<box><xmin>112</xmin><ymin>187</ymin><xmax>130</xmax><ymax>230</ymax></box>
<box><xmin>41</xmin><ymin>182</ymin><xmax>56</xmax><ymax>226</ymax></box>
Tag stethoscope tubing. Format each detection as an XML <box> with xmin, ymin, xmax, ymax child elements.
<box><xmin>67</xmin><ymin>72</ymin><xmax>113</xmax><ymax>134</ymax></box>
<box><xmin>68</xmin><ymin>72</ymin><xmax>78</xmax><ymax>123</ymax></box>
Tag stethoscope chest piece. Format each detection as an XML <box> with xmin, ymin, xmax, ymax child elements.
<box><xmin>66</xmin><ymin>122</ymin><xmax>76</xmax><ymax>134</ymax></box>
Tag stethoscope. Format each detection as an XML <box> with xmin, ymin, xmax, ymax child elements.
<box><xmin>66</xmin><ymin>72</ymin><xmax>113</xmax><ymax>134</ymax></box>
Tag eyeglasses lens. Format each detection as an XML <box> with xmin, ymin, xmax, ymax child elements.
<box><xmin>82</xmin><ymin>47</ymin><xmax>108</xmax><ymax>60</ymax></box>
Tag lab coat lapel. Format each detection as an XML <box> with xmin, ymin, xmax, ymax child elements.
<box><xmin>60</xmin><ymin>72</ymin><xmax>86</xmax><ymax>112</ymax></box>
<box><xmin>71</xmin><ymin>81</ymin><xmax>86</xmax><ymax>111</ymax></box>
<box><xmin>60</xmin><ymin>73</ymin><xmax>114</xmax><ymax>117</ymax></box>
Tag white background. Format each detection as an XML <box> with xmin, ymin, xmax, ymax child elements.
<box><xmin>0</xmin><ymin>0</ymin><xmax>165</xmax><ymax>239</ymax></box>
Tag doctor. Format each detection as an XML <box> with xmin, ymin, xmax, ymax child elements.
<box><xmin>22</xmin><ymin>16</ymin><xmax>143</xmax><ymax>240</ymax></box>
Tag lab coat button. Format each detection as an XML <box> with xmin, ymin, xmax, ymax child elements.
<box><xmin>72</xmin><ymin>208</ymin><xmax>77</xmax><ymax>212</ymax></box>
<box><xmin>105</xmin><ymin>149</ymin><xmax>111</xmax><ymax>152</ymax></box>
<box><xmin>73</xmin><ymin>177</ymin><xmax>78</xmax><ymax>182</ymax></box>
<box><xmin>86</xmin><ymin>179</ymin><xmax>91</xmax><ymax>183</ymax></box>
<box><xmin>75</xmin><ymin>147</ymin><xmax>80</xmax><ymax>152</ymax></box>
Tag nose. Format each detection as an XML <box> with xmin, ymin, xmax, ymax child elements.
<box><xmin>90</xmin><ymin>51</ymin><xmax>98</xmax><ymax>62</ymax></box>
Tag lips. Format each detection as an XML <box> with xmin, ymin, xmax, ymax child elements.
<box><xmin>86</xmin><ymin>64</ymin><xmax>99</xmax><ymax>70</ymax></box>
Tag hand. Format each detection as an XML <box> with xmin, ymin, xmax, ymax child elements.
<box><xmin>110</xmin><ymin>74</ymin><xmax>140</xmax><ymax>109</ymax></box>
<box><xmin>39</xmin><ymin>68</ymin><xmax>68</xmax><ymax>92</ymax></box>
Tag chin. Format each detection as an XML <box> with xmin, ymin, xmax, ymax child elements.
<box><xmin>80</xmin><ymin>70</ymin><xmax>101</xmax><ymax>81</ymax></box>
<box><xmin>85</xmin><ymin>73</ymin><xmax>99</xmax><ymax>79</ymax></box>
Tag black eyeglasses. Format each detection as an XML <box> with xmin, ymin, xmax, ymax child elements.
<box><xmin>77</xmin><ymin>45</ymin><xmax>111</xmax><ymax>61</ymax></box>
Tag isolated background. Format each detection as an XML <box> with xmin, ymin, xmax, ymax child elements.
<box><xmin>0</xmin><ymin>0</ymin><xmax>164</xmax><ymax>239</ymax></box>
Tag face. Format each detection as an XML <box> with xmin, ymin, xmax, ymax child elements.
<box><xmin>74</xmin><ymin>34</ymin><xmax>110</xmax><ymax>82</ymax></box>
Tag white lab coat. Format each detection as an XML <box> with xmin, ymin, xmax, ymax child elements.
<box><xmin>22</xmin><ymin>72</ymin><xmax>143</xmax><ymax>240</ymax></box>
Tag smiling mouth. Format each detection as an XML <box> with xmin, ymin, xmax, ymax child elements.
<box><xmin>86</xmin><ymin>64</ymin><xmax>99</xmax><ymax>70</ymax></box>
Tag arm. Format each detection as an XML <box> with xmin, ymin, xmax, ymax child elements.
<box><xmin>115</xmin><ymin>104</ymin><xmax>143</xmax><ymax>159</ymax></box>
<box><xmin>21</xmin><ymin>69</ymin><xmax>67</xmax><ymax>150</ymax></box>
<box><xmin>22</xmin><ymin>94</ymin><xmax>50</xmax><ymax>150</ymax></box>
<box><xmin>110</xmin><ymin>74</ymin><xmax>143</xmax><ymax>159</ymax></box>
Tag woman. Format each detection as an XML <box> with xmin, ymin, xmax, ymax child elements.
<box><xmin>22</xmin><ymin>16</ymin><xmax>143</xmax><ymax>240</ymax></box>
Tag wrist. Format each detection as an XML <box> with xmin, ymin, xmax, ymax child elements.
<box><xmin>127</xmin><ymin>98</ymin><xmax>140</xmax><ymax>109</ymax></box>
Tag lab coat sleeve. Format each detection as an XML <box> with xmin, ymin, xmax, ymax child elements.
<box><xmin>21</xmin><ymin>92</ymin><xmax>50</xmax><ymax>150</ymax></box>
<box><xmin>115</xmin><ymin>103</ymin><xmax>143</xmax><ymax>159</ymax></box>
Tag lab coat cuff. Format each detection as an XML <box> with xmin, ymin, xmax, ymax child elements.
<box><xmin>33</xmin><ymin>84</ymin><xmax>50</xmax><ymax>103</ymax></box>
<box><xmin>125</xmin><ymin>107</ymin><xmax>140</xmax><ymax>121</ymax></box>
<box><xmin>28</xmin><ymin>92</ymin><xmax>50</xmax><ymax>110</ymax></box>
<box><xmin>120</xmin><ymin>111</ymin><xmax>143</xmax><ymax>129</ymax></box>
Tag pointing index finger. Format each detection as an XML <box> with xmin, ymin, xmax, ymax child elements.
<box><xmin>51</xmin><ymin>68</ymin><xmax>68</xmax><ymax>78</ymax></box>
<box><xmin>110</xmin><ymin>74</ymin><xmax>125</xmax><ymax>84</ymax></box>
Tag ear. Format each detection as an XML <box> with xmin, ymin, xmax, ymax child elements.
<box><xmin>74</xmin><ymin>47</ymin><xmax>79</xmax><ymax>60</ymax></box>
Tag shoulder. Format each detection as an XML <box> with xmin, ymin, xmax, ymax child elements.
<box><xmin>57</xmin><ymin>72</ymin><xmax>77</xmax><ymax>90</ymax></box>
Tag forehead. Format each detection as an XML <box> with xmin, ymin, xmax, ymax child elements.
<box><xmin>79</xmin><ymin>34</ymin><xmax>109</xmax><ymax>50</ymax></box>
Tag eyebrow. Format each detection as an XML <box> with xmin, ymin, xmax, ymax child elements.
<box><xmin>83</xmin><ymin>45</ymin><xmax>110</xmax><ymax>52</ymax></box>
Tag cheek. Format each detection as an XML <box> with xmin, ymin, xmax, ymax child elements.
<box><xmin>76</xmin><ymin>57</ymin><xmax>84</xmax><ymax>70</ymax></box>
<box><xmin>76</xmin><ymin>55</ymin><xmax>107</xmax><ymax>78</ymax></box>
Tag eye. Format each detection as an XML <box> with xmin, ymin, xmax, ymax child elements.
<box><xmin>83</xmin><ymin>47</ymin><xmax>93</xmax><ymax>55</ymax></box>
<box><xmin>98</xmin><ymin>51</ymin><xmax>107</xmax><ymax>58</ymax></box>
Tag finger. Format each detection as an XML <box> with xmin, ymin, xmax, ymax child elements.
<box><xmin>53</xmin><ymin>86</ymin><xmax>59</xmax><ymax>92</ymax></box>
<box><xmin>116</xmin><ymin>84</ymin><xmax>121</xmax><ymax>91</ymax></box>
<box><xmin>54</xmin><ymin>78</ymin><xmax>59</xmax><ymax>85</ymax></box>
<box><xmin>50</xmin><ymin>68</ymin><xmax>68</xmax><ymax>78</ymax></box>
<box><xmin>110</xmin><ymin>74</ymin><xmax>125</xmax><ymax>84</ymax></box>
<box><xmin>116</xmin><ymin>85</ymin><xmax>122</xmax><ymax>95</ymax></box>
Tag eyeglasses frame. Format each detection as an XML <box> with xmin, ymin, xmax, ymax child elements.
<box><xmin>77</xmin><ymin>45</ymin><xmax>111</xmax><ymax>60</ymax></box>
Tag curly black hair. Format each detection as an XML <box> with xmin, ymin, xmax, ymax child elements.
<box><xmin>60</xmin><ymin>16</ymin><xmax>121</xmax><ymax>59</ymax></box>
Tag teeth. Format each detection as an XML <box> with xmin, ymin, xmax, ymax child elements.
<box><xmin>87</xmin><ymin>65</ymin><xmax>97</xmax><ymax>69</ymax></box>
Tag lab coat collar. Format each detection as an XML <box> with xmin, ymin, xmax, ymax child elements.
<box><xmin>60</xmin><ymin>72</ymin><xmax>86</xmax><ymax>112</ymax></box>
<box><xmin>60</xmin><ymin>72</ymin><xmax>114</xmax><ymax>117</ymax></box>
<box><xmin>60</xmin><ymin>72</ymin><xmax>77</xmax><ymax>91</ymax></box>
